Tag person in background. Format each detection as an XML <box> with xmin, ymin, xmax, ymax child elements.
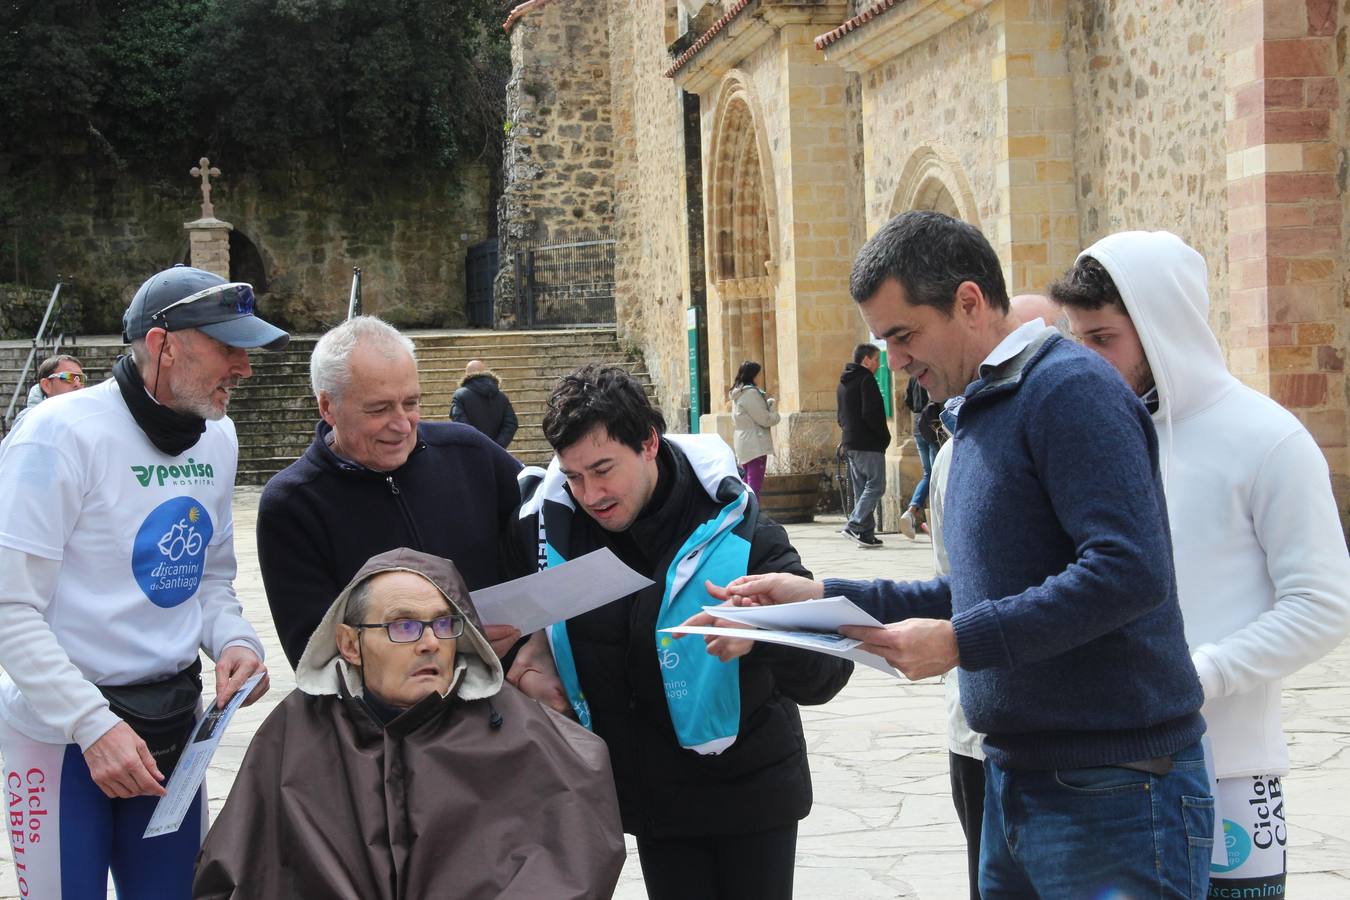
<box><xmin>836</xmin><ymin>343</ymin><xmax>891</xmax><ymax>548</ymax></box>
<box><xmin>450</xmin><ymin>358</ymin><xmax>519</xmax><ymax>449</ymax></box>
<box><xmin>730</xmin><ymin>360</ymin><xmax>779</xmax><ymax>494</ymax></box>
<box><xmin>9</xmin><ymin>354</ymin><xmax>85</xmax><ymax>432</ymax></box>
<box><xmin>899</xmin><ymin>373</ymin><xmax>935</xmax><ymax>539</ymax></box>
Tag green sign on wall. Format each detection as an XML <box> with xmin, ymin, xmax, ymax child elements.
<box><xmin>687</xmin><ymin>306</ymin><xmax>701</xmax><ymax>433</ymax></box>
<box><xmin>873</xmin><ymin>338</ymin><xmax>892</xmax><ymax>417</ymax></box>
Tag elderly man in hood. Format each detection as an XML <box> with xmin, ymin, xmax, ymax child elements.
<box><xmin>194</xmin><ymin>548</ymin><xmax>625</xmax><ymax>900</ymax></box>
<box><xmin>1051</xmin><ymin>231</ymin><xmax>1350</xmax><ymax>895</ymax></box>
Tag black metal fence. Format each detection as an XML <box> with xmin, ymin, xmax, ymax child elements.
<box><xmin>514</xmin><ymin>230</ymin><xmax>616</xmax><ymax>327</ymax></box>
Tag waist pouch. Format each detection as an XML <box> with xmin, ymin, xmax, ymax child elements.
<box><xmin>99</xmin><ymin>658</ymin><xmax>202</xmax><ymax>777</ymax></box>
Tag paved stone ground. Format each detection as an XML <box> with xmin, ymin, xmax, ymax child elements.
<box><xmin>2</xmin><ymin>488</ymin><xmax>1347</xmax><ymax>897</ymax></box>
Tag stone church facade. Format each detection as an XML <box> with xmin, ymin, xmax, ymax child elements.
<box><xmin>501</xmin><ymin>0</ymin><xmax>1349</xmax><ymax>531</ymax></box>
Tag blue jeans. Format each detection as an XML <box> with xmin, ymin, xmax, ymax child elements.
<box><xmin>980</xmin><ymin>741</ymin><xmax>1214</xmax><ymax>899</ymax></box>
<box><xmin>908</xmin><ymin>430</ymin><xmax>938</xmax><ymax>509</ymax></box>
<box><xmin>845</xmin><ymin>449</ymin><xmax>886</xmax><ymax>538</ymax></box>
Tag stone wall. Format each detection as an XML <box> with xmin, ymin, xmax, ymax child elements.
<box><xmin>853</xmin><ymin>10</ymin><xmax>1003</xmax><ymax>241</ymax></box>
<box><xmin>1066</xmin><ymin>0</ymin><xmax>1230</xmax><ymax>340</ymax></box>
<box><xmin>1340</xmin><ymin>0</ymin><xmax>1350</xmax><ymax>525</ymax></box>
<box><xmin>497</xmin><ymin>0</ymin><xmax>616</xmax><ymax>325</ymax></box>
<box><xmin>2</xmin><ymin>152</ymin><xmax>493</xmax><ymax>334</ymax></box>
<box><xmin>830</xmin><ymin>3</ymin><xmax>1009</xmax><ymax>525</ymax></box>
<box><xmin>608</xmin><ymin>0</ymin><xmax>694</xmax><ymax>426</ymax></box>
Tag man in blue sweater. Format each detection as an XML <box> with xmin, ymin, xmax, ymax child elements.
<box><xmin>717</xmin><ymin>211</ymin><xmax>1213</xmax><ymax>898</ymax></box>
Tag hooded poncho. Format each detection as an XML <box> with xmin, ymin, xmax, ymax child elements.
<box><xmin>193</xmin><ymin>548</ymin><xmax>625</xmax><ymax>899</ymax></box>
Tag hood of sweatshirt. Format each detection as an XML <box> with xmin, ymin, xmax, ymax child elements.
<box><xmin>461</xmin><ymin>372</ymin><xmax>501</xmax><ymax>396</ymax></box>
<box><xmin>1081</xmin><ymin>231</ymin><xmax>1238</xmax><ymax>425</ymax></box>
<box><xmin>839</xmin><ymin>362</ymin><xmax>873</xmax><ymax>385</ymax></box>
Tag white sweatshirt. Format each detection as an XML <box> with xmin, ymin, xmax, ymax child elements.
<box><xmin>0</xmin><ymin>379</ymin><xmax>263</xmax><ymax>750</ymax></box>
<box><xmin>1088</xmin><ymin>231</ymin><xmax>1350</xmax><ymax>778</ymax></box>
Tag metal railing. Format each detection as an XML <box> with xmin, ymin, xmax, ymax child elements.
<box><xmin>514</xmin><ymin>230</ymin><xmax>616</xmax><ymax>327</ymax></box>
<box><xmin>4</xmin><ymin>276</ymin><xmax>67</xmax><ymax>432</ymax></box>
<box><xmin>347</xmin><ymin>267</ymin><xmax>362</xmax><ymax>320</ymax></box>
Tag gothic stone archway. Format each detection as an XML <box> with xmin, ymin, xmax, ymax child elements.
<box><xmin>883</xmin><ymin>147</ymin><xmax>980</xmax><ymax>526</ymax></box>
<box><xmin>709</xmin><ymin>92</ymin><xmax>777</xmax><ymax>409</ymax></box>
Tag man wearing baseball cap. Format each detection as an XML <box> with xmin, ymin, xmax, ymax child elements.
<box><xmin>0</xmin><ymin>265</ymin><xmax>286</xmax><ymax>897</ymax></box>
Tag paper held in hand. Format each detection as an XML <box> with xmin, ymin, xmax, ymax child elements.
<box><xmin>661</xmin><ymin>596</ymin><xmax>901</xmax><ymax>677</ymax></box>
<box><xmin>143</xmin><ymin>671</ymin><xmax>265</xmax><ymax>838</ymax></box>
<box><xmin>470</xmin><ymin>548</ymin><xmax>654</xmax><ymax>635</ymax></box>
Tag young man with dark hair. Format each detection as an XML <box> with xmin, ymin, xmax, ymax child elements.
<box><xmin>515</xmin><ymin>363</ymin><xmax>852</xmax><ymax>900</ymax></box>
<box><xmin>719</xmin><ymin>211</ymin><xmax>1214</xmax><ymax>898</ymax></box>
<box><xmin>837</xmin><ymin>342</ymin><xmax>890</xmax><ymax>547</ymax></box>
<box><xmin>1052</xmin><ymin>231</ymin><xmax>1350</xmax><ymax>896</ymax></box>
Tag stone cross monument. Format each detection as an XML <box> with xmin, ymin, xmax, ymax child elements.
<box><xmin>183</xmin><ymin>156</ymin><xmax>233</xmax><ymax>278</ymax></box>
<box><xmin>190</xmin><ymin>157</ymin><xmax>221</xmax><ymax>219</ymax></box>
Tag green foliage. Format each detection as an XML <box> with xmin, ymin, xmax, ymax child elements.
<box><xmin>0</xmin><ymin>0</ymin><xmax>510</xmax><ymax>171</ymax></box>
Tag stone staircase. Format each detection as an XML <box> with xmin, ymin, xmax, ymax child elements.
<box><xmin>2</xmin><ymin>329</ymin><xmax>653</xmax><ymax>485</ymax></box>
<box><xmin>0</xmin><ymin>337</ymin><xmax>124</xmax><ymax>427</ymax></box>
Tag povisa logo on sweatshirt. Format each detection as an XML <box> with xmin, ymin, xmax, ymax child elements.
<box><xmin>129</xmin><ymin>457</ymin><xmax>216</xmax><ymax>488</ymax></box>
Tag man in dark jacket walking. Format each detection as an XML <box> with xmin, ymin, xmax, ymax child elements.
<box><xmin>450</xmin><ymin>359</ymin><xmax>518</xmax><ymax>449</ymax></box>
<box><xmin>836</xmin><ymin>343</ymin><xmax>891</xmax><ymax>547</ymax></box>
<box><xmin>513</xmin><ymin>364</ymin><xmax>852</xmax><ymax>900</ymax></box>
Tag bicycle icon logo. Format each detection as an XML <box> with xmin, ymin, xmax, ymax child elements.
<box><xmin>157</xmin><ymin>518</ymin><xmax>204</xmax><ymax>561</ymax></box>
<box><xmin>658</xmin><ymin>646</ymin><xmax>680</xmax><ymax>669</ymax></box>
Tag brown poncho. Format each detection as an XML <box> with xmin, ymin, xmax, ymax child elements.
<box><xmin>193</xmin><ymin>548</ymin><xmax>625</xmax><ymax>899</ymax></box>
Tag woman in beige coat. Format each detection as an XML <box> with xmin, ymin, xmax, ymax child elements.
<box><xmin>729</xmin><ymin>360</ymin><xmax>779</xmax><ymax>493</ymax></box>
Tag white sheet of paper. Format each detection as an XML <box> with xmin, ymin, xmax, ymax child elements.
<box><xmin>471</xmin><ymin>548</ymin><xmax>653</xmax><ymax>635</ymax></box>
<box><xmin>143</xmin><ymin>671</ymin><xmax>265</xmax><ymax>838</ymax></box>
<box><xmin>701</xmin><ymin>595</ymin><xmax>885</xmax><ymax>632</ymax></box>
<box><xmin>662</xmin><ymin>625</ymin><xmax>900</xmax><ymax>678</ymax></box>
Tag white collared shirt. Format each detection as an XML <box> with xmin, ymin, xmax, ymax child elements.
<box><xmin>943</xmin><ymin>318</ymin><xmax>1054</xmax><ymax>426</ymax></box>
<box><xmin>978</xmin><ymin>317</ymin><xmax>1052</xmax><ymax>378</ymax></box>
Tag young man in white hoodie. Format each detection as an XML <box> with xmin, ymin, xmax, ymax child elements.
<box><xmin>1050</xmin><ymin>231</ymin><xmax>1350</xmax><ymax>896</ymax></box>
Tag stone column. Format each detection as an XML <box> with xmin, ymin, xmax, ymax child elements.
<box><xmin>1223</xmin><ymin>0</ymin><xmax>1347</xmax><ymax>529</ymax></box>
<box><xmin>184</xmin><ymin>217</ymin><xmax>233</xmax><ymax>279</ymax></box>
<box><xmin>992</xmin><ymin>0</ymin><xmax>1079</xmax><ymax>294</ymax></box>
<box><xmin>768</xmin><ymin>22</ymin><xmax>859</xmax><ymax>476</ymax></box>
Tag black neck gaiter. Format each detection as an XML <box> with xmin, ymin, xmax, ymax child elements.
<box><xmin>112</xmin><ymin>355</ymin><xmax>206</xmax><ymax>457</ymax></box>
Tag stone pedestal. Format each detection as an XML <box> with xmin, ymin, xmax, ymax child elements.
<box><xmin>184</xmin><ymin>217</ymin><xmax>233</xmax><ymax>278</ymax></box>
<box><xmin>701</xmin><ymin>411</ymin><xmax>735</xmax><ymax>450</ymax></box>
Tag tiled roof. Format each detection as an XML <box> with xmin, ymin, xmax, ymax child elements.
<box><xmin>814</xmin><ymin>0</ymin><xmax>903</xmax><ymax>50</ymax></box>
<box><xmin>663</xmin><ymin>0</ymin><xmax>754</xmax><ymax>78</ymax></box>
<box><xmin>503</xmin><ymin>0</ymin><xmax>557</xmax><ymax>34</ymax></box>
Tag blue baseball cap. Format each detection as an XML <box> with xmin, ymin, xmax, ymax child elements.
<box><xmin>123</xmin><ymin>265</ymin><xmax>289</xmax><ymax>351</ymax></box>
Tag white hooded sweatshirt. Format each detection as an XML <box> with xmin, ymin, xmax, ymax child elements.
<box><xmin>1086</xmin><ymin>231</ymin><xmax>1350</xmax><ymax>778</ymax></box>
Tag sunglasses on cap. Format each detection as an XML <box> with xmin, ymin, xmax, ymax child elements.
<box><xmin>151</xmin><ymin>282</ymin><xmax>256</xmax><ymax>326</ymax></box>
<box><xmin>45</xmin><ymin>372</ymin><xmax>85</xmax><ymax>384</ymax></box>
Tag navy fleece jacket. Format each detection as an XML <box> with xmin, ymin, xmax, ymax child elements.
<box><xmin>258</xmin><ymin>421</ymin><xmax>524</xmax><ymax>668</ymax></box>
<box><xmin>826</xmin><ymin>333</ymin><xmax>1204</xmax><ymax>771</ymax></box>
